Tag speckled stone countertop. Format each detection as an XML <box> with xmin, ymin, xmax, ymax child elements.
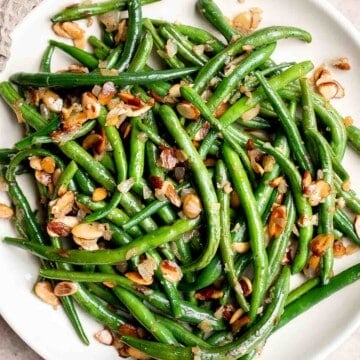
<box><xmin>0</xmin><ymin>0</ymin><xmax>359</xmax><ymax>359</ymax></box>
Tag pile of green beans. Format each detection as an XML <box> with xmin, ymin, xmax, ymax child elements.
<box><xmin>1</xmin><ymin>0</ymin><xmax>360</xmax><ymax>359</ymax></box>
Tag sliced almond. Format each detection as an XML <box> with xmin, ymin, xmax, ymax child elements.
<box><xmin>317</xmin><ymin>81</ymin><xmax>345</xmax><ymax>100</ymax></box>
<box><xmin>0</xmin><ymin>203</ymin><xmax>14</xmax><ymax>219</ymax></box>
<box><xmin>303</xmin><ymin>254</ymin><xmax>321</xmax><ymax>278</ymax></box>
<box><xmin>54</xmin><ymin>281</ymin><xmax>78</xmax><ymax>296</ymax></box>
<box><xmin>176</xmin><ymin>101</ymin><xmax>201</xmax><ymax>121</ymax></box>
<box><xmin>50</xmin><ymin>191</ymin><xmax>75</xmax><ymax>218</ymax></box>
<box><xmin>159</xmin><ymin>260</ymin><xmax>183</xmax><ymax>283</ymax></box>
<box><xmin>229</xmin><ymin>308</ymin><xmax>245</xmax><ymax>325</ymax></box>
<box><xmin>310</xmin><ymin>233</ymin><xmax>334</xmax><ymax>257</ymax></box>
<box><xmin>42</xmin><ymin>90</ymin><xmax>63</xmax><ymax>113</ymax></box>
<box><xmin>303</xmin><ymin>179</ymin><xmax>331</xmax><ymax>206</ymax></box>
<box><xmin>98</xmin><ymin>82</ymin><xmax>116</xmax><ymax>105</ymax></box>
<box><xmin>182</xmin><ymin>193</ymin><xmax>202</xmax><ymax>219</ymax></box>
<box><xmin>231</xmin><ymin>242</ymin><xmax>250</xmax><ymax>254</ymax></box>
<box><xmin>127</xmin><ymin>347</ymin><xmax>151</xmax><ymax>360</ymax></box>
<box><xmin>313</xmin><ymin>65</ymin><xmax>333</xmax><ymax>86</ymax></box>
<box><xmin>333</xmin><ymin>240</ymin><xmax>346</xmax><ymax>257</ymax></box>
<box><xmin>241</xmin><ymin>104</ymin><xmax>260</xmax><ymax>122</ymax></box>
<box><xmin>165</xmin><ymin>38</ymin><xmax>178</xmax><ymax>58</ymax></box>
<box><xmin>29</xmin><ymin>156</ymin><xmax>43</xmax><ymax>170</ymax></box>
<box><xmin>41</xmin><ymin>156</ymin><xmax>56</xmax><ymax>174</ymax></box>
<box><xmin>214</xmin><ymin>102</ymin><xmax>229</xmax><ymax>118</ymax></box>
<box><xmin>35</xmin><ymin>170</ymin><xmax>53</xmax><ymax>186</ymax></box>
<box><xmin>232</xmin><ymin>8</ymin><xmax>263</xmax><ymax>34</ymax></box>
<box><xmin>195</xmin><ymin>287</ymin><xmax>224</xmax><ymax>301</ymax></box>
<box><xmin>82</xmin><ymin>92</ymin><xmax>101</xmax><ymax>119</ymax></box>
<box><xmin>125</xmin><ymin>271</ymin><xmax>153</xmax><ymax>286</ymax></box>
<box><xmin>239</xmin><ymin>276</ymin><xmax>252</xmax><ymax>297</ymax></box>
<box><xmin>332</xmin><ymin>57</ymin><xmax>351</xmax><ymax>70</ymax></box>
<box><xmin>94</xmin><ymin>329</ymin><xmax>113</xmax><ymax>345</ymax></box>
<box><xmin>34</xmin><ymin>281</ymin><xmax>60</xmax><ymax>309</ymax></box>
<box><xmin>231</xmin><ymin>315</ymin><xmax>251</xmax><ymax>335</ymax></box>
<box><xmin>71</xmin><ymin>222</ymin><xmax>107</xmax><ymax>240</ymax></box>
<box><xmin>115</xmin><ymin>19</ymin><xmax>128</xmax><ymax>43</ymax></box>
<box><xmin>73</xmin><ymin>236</ymin><xmax>99</xmax><ymax>251</ymax></box>
<box><xmin>268</xmin><ymin>205</ymin><xmax>287</xmax><ymax>239</ymax></box>
<box><xmin>47</xmin><ymin>216</ymin><xmax>80</xmax><ymax>237</ymax></box>
<box><xmin>137</xmin><ymin>257</ymin><xmax>157</xmax><ymax>282</ymax></box>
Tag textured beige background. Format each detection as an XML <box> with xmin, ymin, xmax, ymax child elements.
<box><xmin>0</xmin><ymin>0</ymin><xmax>359</xmax><ymax>359</ymax></box>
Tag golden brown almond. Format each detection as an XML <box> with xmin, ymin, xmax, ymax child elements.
<box><xmin>182</xmin><ymin>193</ymin><xmax>202</xmax><ymax>219</ymax></box>
<box><xmin>333</xmin><ymin>240</ymin><xmax>346</xmax><ymax>257</ymax></box>
<box><xmin>304</xmin><ymin>179</ymin><xmax>331</xmax><ymax>206</ymax></box>
<box><xmin>119</xmin><ymin>323</ymin><xmax>138</xmax><ymax>337</ymax></box>
<box><xmin>313</xmin><ymin>65</ymin><xmax>333</xmax><ymax>85</ymax></box>
<box><xmin>262</xmin><ymin>155</ymin><xmax>276</xmax><ymax>173</ymax></box>
<box><xmin>137</xmin><ymin>257</ymin><xmax>157</xmax><ymax>281</ymax></box>
<box><xmin>92</xmin><ymin>187</ymin><xmax>108</xmax><ymax>202</ymax></box>
<box><xmin>332</xmin><ymin>57</ymin><xmax>351</xmax><ymax>70</ymax></box>
<box><xmin>41</xmin><ymin>156</ymin><xmax>56</xmax><ymax>174</ymax></box>
<box><xmin>127</xmin><ymin>346</ymin><xmax>151</xmax><ymax>360</ymax></box>
<box><xmin>241</xmin><ymin>104</ymin><xmax>260</xmax><ymax>122</ymax></box>
<box><xmin>239</xmin><ymin>276</ymin><xmax>253</xmax><ymax>297</ymax></box>
<box><xmin>115</xmin><ymin>19</ymin><xmax>128</xmax><ymax>43</ymax></box>
<box><xmin>98</xmin><ymin>81</ymin><xmax>116</xmax><ymax>105</ymax></box>
<box><xmin>343</xmin><ymin>116</ymin><xmax>354</xmax><ymax>127</ymax></box>
<box><xmin>29</xmin><ymin>156</ymin><xmax>43</xmax><ymax>170</ymax></box>
<box><xmin>73</xmin><ymin>236</ymin><xmax>99</xmax><ymax>251</ymax></box>
<box><xmin>82</xmin><ymin>92</ymin><xmax>101</xmax><ymax>119</ymax></box>
<box><xmin>159</xmin><ymin>260</ymin><xmax>183</xmax><ymax>283</ymax></box>
<box><xmin>125</xmin><ymin>271</ymin><xmax>153</xmax><ymax>285</ymax></box>
<box><xmin>71</xmin><ymin>222</ymin><xmax>107</xmax><ymax>240</ymax></box>
<box><xmin>317</xmin><ymin>81</ymin><xmax>345</xmax><ymax>100</ymax></box>
<box><xmin>346</xmin><ymin>244</ymin><xmax>359</xmax><ymax>255</ymax></box>
<box><xmin>303</xmin><ymin>254</ymin><xmax>321</xmax><ymax>278</ymax></box>
<box><xmin>94</xmin><ymin>329</ymin><xmax>113</xmax><ymax>345</ymax></box>
<box><xmin>35</xmin><ymin>170</ymin><xmax>53</xmax><ymax>186</ymax></box>
<box><xmin>0</xmin><ymin>203</ymin><xmax>14</xmax><ymax>219</ymax></box>
<box><xmin>230</xmin><ymin>190</ymin><xmax>241</xmax><ymax>208</ymax></box>
<box><xmin>231</xmin><ymin>242</ymin><xmax>250</xmax><ymax>254</ymax></box>
<box><xmin>34</xmin><ymin>281</ymin><xmax>60</xmax><ymax>309</ymax></box>
<box><xmin>214</xmin><ymin>102</ymin><xmax>230</xmax><ymax>118</ymax></box>
<box><xmin>50</xmin><ymin>190</ymin><xmax>75</xmax><ymax>218</ymax></box>
<box><xmin>165</xmin><ymin>38</ymin><xmax>178</xmax><ymax>58</ymax></box>
<box><xmin>195</xmin><ymin>287</ymin><xmax>224</xmax><ymax>301</ymax></box>
<box><xmin>341</xmin><ymin>180</ymin><xmax>351</xmax><ymax>191</ymax></box>
<box><xmin>229</xmin><ymin>308</ymin><xmax>244</xmax><ymax>325</ymax></box>
<box><xmin>231</xmin><ymin>315</ymin><xmax>251</xmax><ymax>335</ymax></box>
<box><xmin>42</xmin><ymin>90</ymin><xmax>63</xmax><ymax>113</ymax></box>
<box><xmin>232</xmin><ymin>8</ymin><xmax>263</xmax><ymax>34</ymax></box>
<box><xmin>268</xmin><ymin>205</ymin><xmax>287</xmax><ymax>239</ymax></box>
<box><xmin>54</xmin><ymin>281</ymin><xmax>78</xmax><ymax>296</ymax></box>
<box><xmin>176</xmin><ymin>101</ymin><xmax>201</xmax><ymax>121</ymax></box>
<box><xmin>310</xmin><ymin>233</ymin><xmax>334</xmax><ymax>257</ymax></box>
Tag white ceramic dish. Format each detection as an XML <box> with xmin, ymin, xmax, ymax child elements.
<box><xmin>0</xmin><ymin>0</ymin><xmax>359</xmax><ymax>359</ymax></box>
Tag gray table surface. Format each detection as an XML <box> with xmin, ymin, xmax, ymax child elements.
<box><xmin>0</xmin><ymin>0</ymin><xmax>359</xmax><ymax>359</ymax></box>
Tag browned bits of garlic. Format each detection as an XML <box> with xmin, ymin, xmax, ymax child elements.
<box><xmin>159</xmin><ymin>260</ymin><xmax>183</xmax><ymax>283</ymax></box>
<box><xmin>354</xmin><ymin>215</ymin><xmax>360</xmax><ymax>238</ymax></box>
<box><xmin>332</xmin><ymin>57</ymin><xmax>351</xmax><ymax>70</ymax></box>
<box><xmin>94</xmin><ymin>329</ymin><xmax>113</xmax><ymax>346</ymax></box>
<box><xmin>54</xmin><ymin>281</ymin><xmax>78</xmax><ymax>296</ymax></box>
<box><xmin>232</xmin><ymin>8</ymin><xmax>263</xmax><ymax>34</ymax></box>
<box><xmin>333</xmin><ymin>239</ymin><xmax>346</xmax><ymax>257</ymax></box>
<box><xmin>125</xmin><ymin>271</ymin><xmax>154</xmax><ymax>285</ymax></box>
<box><xmin>41</xmin><ymin>156</ymin><xmax>56</xmax><ymax>174</ymax></box>
<box><xmin>0</xmin><ymin>203</ymin><xmax>14</xmax><ymax>219</ymax></box>
<box><xmin>310</xmin><ymin>233</ymin><xmax>334</xmax><ymax>257</ymax></box>
<box><xmin>50</xmin><ymin>190</ymin><xmax>75</xmax><ymax>218</ymax></box>
<box><xmin>268</xmin><ymin>205</ymin><xmax>287</xmax><ymax>239</ymax></box>
<box><xmin>195</xmin><ymin>287</ymin><xmax>224</xmax><ymax>301</ymax></box>
<box><xmin>182</xmin><ymin>193</ymin><xmax>202</xmax><ymax>219</ymax></box>
<box><xmin>34</xmin><ymin>281</ymin><xmax>60</xmax><ymax>309</ymax></box>
<box><xmin>241</xmin><ymin>104</ymin><xmax>260</xmax><ymax>122</ymax></box>
<box><xmin>92</xmin><ymin>187</ymin><xmax>108</xmax><ymax>202</ymax></box>
<box><xmin>47</xmin><ymin>216</ymin><xmax>79</xmax><ymax>237</ymax></box>
<box><xmin>82</xmin><ymin>92</ymin><xmax>101</xmax><ymax>119</ymax></box>
<box><xmin>176</xmin><ymin>101</ymin><xmax>201</xmax><ymax>121</ymax></box>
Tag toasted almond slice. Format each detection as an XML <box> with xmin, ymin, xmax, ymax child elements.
<box><xmin>268</xmin><ymin>205</ymin><xmax>287</xmax><ymax>239</ymax></box>
<box><xmin>72</xmin><ymin>222</ymin><xmax>106</xmax><ymax>240</ymax></box>
<box><xmin>195</xmin><ymin>287</ymin><xmax>224</xmax><ymax>300</ymax></box>
<box><xmin>332</xmin><ymin>57</ymin><xmax>351</xmax><ymax>70</ymax></box>
<box><xmin>41</xmin><ymin>156</ymin><xmax>56</xmax><ymax>174</ymax></box>
<box><xmin>165</xmin><ymin>38</ymin><xmax>178</xmax><ymax>58</ymax></box>
<box><xmin>239</xmin><ymin>276</ymin><xmax>253</xmax><ymax>297</ymax></box>
<box><xmin>182</xmin><ymin>193</ymin><xmax>202</xmax><ymax>219</ymax></box>
<box><xmin>50</xmin><ymin>191</ymin><xmax>75</xmax><ymax>218</ymax></box>
<box><xmin>0</xmin><ymin>203</ymin><xmax>14</xmax><ymax>219</ymax></box>
<box><xmin>314</xmin><ymin>65</ymin><xmax>333</xmax><ymax>86</ymax></box>
<box><xmin>231</xmin><ymin>315</ymin><xmax>251</xmax><ymax>335</ymax></box>
<box><xmin>241</xmin><ymin>104</ymin><xmax>260</xmax><ymax>122</ymax></box>
<box><xmin>310</xmin><ymin>233</ymin><xmax>334</xmax><ymax>257</ymax></box>
<box><xmin>94</xmin><ymin>329</ymin><xmax>113</xmax><ymax>345</ymax></box>
<box><xmin>29</xmin><ymin>156</ymin><xmax>43</xmax><ymax>170</ymax></box>
<box><xmin>127</xmin><ymin>347</ymin><xmax>151</xmax><ymax>360</ymax></box>
<box><xmin>92</xmin><ymin>187</ymin><xmax>108</xmax><ymax>202</ymax></box>
<box><xmin>333</xmin><ymin>240</ymin><xmax>346</xmax><ymax>257</ymax></box>
<box><xmin>159</xmin><ymin>260</ymin><xmax>183</xmax><ymax>283</ymax></box>
<box><xmin>73</xmin><ymin>236</ymin><xmax>99</xmax><ymax>251</ymax></box>
<box><xmin>82</xmin><ymin>92</ymin><xmax>101</xmax><ymax>119</ymax></box>
<box><xmin>176</xmin><ymin>101</ymin><xmax>201</xmax><ymax>121</ymax></box>
<box><xmin>47</xmin><ymin>216</ymin><xmax>79</xmax><ymax>237</ymax></box>
<box><xmin>54</xmin><ymin>281</ymin><xmax>78</xmax><ymax>296</ymax></box>
<box><xmin>125</xmin><ymin>271</ymin><xmax>153</xmax><ymax>285</ymax></box>
<box><xmin>231</xmin><ymin>242</ymin><xmax>250</xmax><ymax>254</ymax></box>
<box><xmin>229</xmin><ymin>308</ymin><xmax>245</xmax><ymax>325</ymax></box>
<box><xmin>42</xmin><ymin>90</ymin><xmax>63</xmax><ymax>113</ymax></box>
<box><xmin>34</xmin><ymin>281</ymin><xmax>60</xmax><ymax>309</ymax></box>
<box><xmin>98</xmin><ymin>82</ymin><xmax>116</xmax><ymax>105</ymax></box>
<box><xmin>303</xmin><ymin>254</ymin><xmax>321</xmax><ymax>278</ymax></box>
<box><xmin>138</xmin><ymin>257</ymin><xmax>157</xmax><ymax>281</ymax></box>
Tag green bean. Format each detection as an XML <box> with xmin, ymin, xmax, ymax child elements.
<box><xmin>85</xmin><ymin>282</ymin><xmax>124</xmax><ymax>309</ymax></box>
<box><xmin>133</xmin><ymin>117</ymin><xmax>170</xmax><ymax>147</ymax></box>
<box><xmin>49</xmin><ymin>40</ymin><xmax>99</xmax><ymax>70</ymax></box>
<box><xmin>206</xmin><ymin>43</ymin><xmax>277</xmax><ymax>113</ymax></box>
<box><xmin>222</xmin><ymin>144</ymin><xmax>267</xmax><ymax>319</ymax></box>
<box><xmin>300</xmin><ymin>77</ymin><xmax>317</xmax><ymax>131</ymax></box>
<box><xmin>51</xmin><ymin>0</ymin><xmax>159</xmax><ymax>22</ymax></box>
<box><xmin>14</xmin><ymin>116</ymin><xmax>60</xmax><ymax>150</ymax></box>
<box><xmin>121</xmin><ymin>266</ymin><xmax>290</xmax><ymax>360</ymax></box>
<box><xmin>334</xmin><ymin>209</ymin><xmax>360</xmax><ymax>245</ymax></box>
<box><xmin>116</xmin><ymin>0</ymin><xmax>142</xmax><ymax>72</ymax></box>
<box><xmin>334</xmin><ymin>175</ymin><xmax>360</xmax><ymax>214</ymax></box>
<box><xmin>128</xmin><ymin>30</ymin><xmax>154</xmax><ymax>72</ymax></box>
<box><xmin>216</xmin><ymin>160</ymin><xmax>249</xmax><ymax>312</ymax></box>
<box><xmin>159</xmin><ymin>24</ymin><xmax>208</xmax><ymax>66</ymax></box>
<box><xmin>40</xmin><ymin>44</ymin><xmax>55</xmax><ymax>72</ymax></box>
<box><xmin>99</xmin><ymin>152</ymin><xmax>116</xmax><ymax>174</ymax></box>
<box><xmin>347</xmin><ymin>124</ymin><xmax>360</xmax><ymax>153</ymax></box>
<box><xmin>267</xmin><ymin>194</ymin><xmax>296</xmax><ymax>287</ymax></box>
<box><xmin>9</xmin><ymin>67</ymin><xmax>199</xmax><ymax>88</ymax></box>
<box><xmin>52</xmin><ymin>160</ymin><xmax>78</xmax><ymax>199</ymax></box>
<box><xmin>285</xmin><ymin>277</ymin><xmax>321</xmax><ymax>306</ymax></box>
<box><xmin>129</xmin><ymin>118</ymin><xmax>147</xmax><ymax>183</ymax></box>
<box><xmin>196</xmin><ymin>0</ymin><xmax>242</xmax><ymax>43</ymax></box>
<box><xmin>193</xmin><ymin>27</ymin><xmax>312</xmax><ymax>94</ymax></box>
<box><xmin>88</xmin><ymin>35</ymin><xmax>111</xmax><ymax>60</ymax></box>
<box><xmin>73</xmin><ymin>169</ymin><xmax>96</xmax><ymax>195</ymax></box>
<box><xmin>255</xmin><ymin>71</ymin><xmax>314</xmax><ymax>174</ymax></box>
<box><xmin>278</xmin><ymin>263</ymin><xmax>360</xmax><ymax>329</ymax></box>
<box><xmin>105</xmin><ymin>43</ymin><xmax>124</xmax><ymax>69</ymax></box>
<box><xmin>159</xmin><ymin>105</ymin><xmax>221</xmax><ymax>272</ymax></box>
<box><xmin>4</xmin><ymin>218</ymin><xmax>200</xmax><ymax>264</ymax></box>
<box><xmin>219</xmin><ymin>61</ymin><xmax>314</xmax><ymax>127</ymax></box>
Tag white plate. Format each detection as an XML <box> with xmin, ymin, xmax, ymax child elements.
<box><xmin>0</xmin><ymin>0</ymin><xmax>359</xmax><ymax>359</ymax></box>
